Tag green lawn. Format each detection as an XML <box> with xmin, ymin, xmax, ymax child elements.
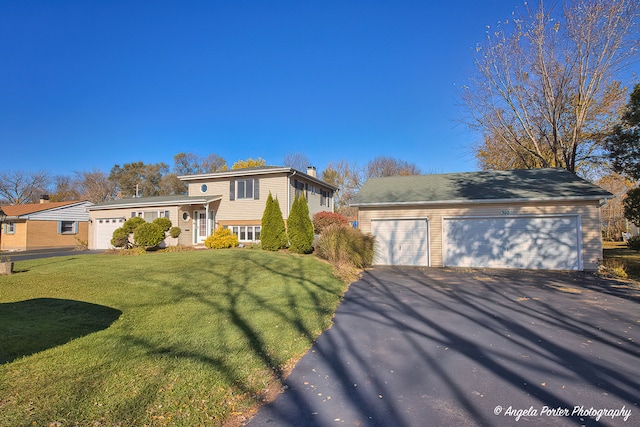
<box><xmin>603</xmin><ymin>241</ymin><xmax>640</xmax><ymax>282</ymax></box>
<box><xmin>0</xmin><ymin>250</ymin><xmax>347</xmax><ymax>426</ymax></box>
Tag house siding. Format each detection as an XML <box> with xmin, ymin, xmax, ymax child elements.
<box><xmin>357</xmin><ymin>200</ymin><xmax>603</xmax><ymax>271</ymax></box>
<box><xmin>1</xmin><ymin>220</ymin><xmax>27</xmax><ymax>251</ymax></box>
<box><xmin>26</xmin><ymin>220</ymin><xmax>89</xmax><ymax>249</ymax></box>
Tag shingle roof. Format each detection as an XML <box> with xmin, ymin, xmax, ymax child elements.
<box><xmin>89</xmin><ymin>195</ymin><xmax>221</xmax><ymax>210</ymax></box>
<box><xmin>1</xmin><ymin>200</ymin><xmax>84</xmax><ymax>217</ymax></box>
<box><xmin>351</xmin><ymin>168</ymin><xmax>612</xmax><ymax>206</ymax></box>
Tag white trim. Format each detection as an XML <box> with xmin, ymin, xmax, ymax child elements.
<box><xmin>89</xmin><ymin>196</ymin><xmax>221</xmax><ymax>211</ymax></box>
<box><xmin>352</xmin><ymin>195</ymin><xmax>611</xmax><ymax>207</ymax></box>
<box><xmin>441</xmin><ymin>214</ymin><xmax>582</xmax><ymax>270</ymax></box>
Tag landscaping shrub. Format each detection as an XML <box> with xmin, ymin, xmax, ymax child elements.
<box><xmin>133</xmin><ymin>222</ymin><xmax>166</xmax><ymax>249</ymax></box>
<box><xmin>111</xmin><ymin>227</ymin><xmax>131</xmax><ymax>248</ymax></box>
<box><xmin>169</xmin><ymin>226</ymin><xmax>182</xmax><ymax>239</ymax></box>
<box><xmin>153</xmin><ymin>217</ymin><xmax>172</xmax><ymax>232</ymax></box>
<box><xmin>312</xmin><ymin>211</ymin><xmax>348</xmax><ymax>234</ymax></box>
<box><xmin>288</xmin><ymin>195</ymin><xmax>314</xmax><ymax>254</ymax></box>
<box><xmin>204</xmin><ymin>227</ymin><xmax>240</xmax><ymax>249</ymax></box>
<box><xmin>598</xmin><ymin>258</ymin><xmax>628</xmax><ymax>278</ymax></box>
<box><xmin>122</xmin><ymin>217</ymin><xmax>146</xmax><ymax>233</ymax></box>
<box><xmin>316</xmin><ymin>224</ymin><xmax>375</xmax><ymax>281</ymax></box>
<box><xmin>628</xmin><ymin>236</ymin><xmax>640</xmax><ymax>252</ymax></box>
<box><xmin>261</xmin><ymin>192</ymin><xmax>288</xmax><ymax>251</ymax></box>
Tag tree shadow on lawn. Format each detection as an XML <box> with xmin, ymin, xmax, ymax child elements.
<box><xmin>0</xmin><ymin>298</ymin><xmax>122</xmax><ymax>364</ymax></box>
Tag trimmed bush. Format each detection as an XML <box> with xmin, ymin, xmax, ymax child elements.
<box><xmin>204</xmin><ymin>227</ymin><xmax>240</xmax><ymax>249</ymax></box>
<box><xmin>122</xmin><ymin>217</ymin><xmax>146</xmax><ymax>233</ymax></box>
<box><xmin>133</xmin><ymin>222</ymin><xmax>166</xmax><ymax>249</ymax></box>
<box><xmin>111</xmin><ymin>227</ymin><xmax>131</xmax><ymax>249</ymax></box>
<box><xmin>261</xmin><ymin>192</ymin><xmax>288</xmax><ymax>251</ymax></box>
<box><xmin>288</xmin><ymin>195</ymin><xmax>314</xmax><ymax>254</ymax></box>
<box><xmin>312</xmin><ymin>211</ymin><xmax>348</xmax><ymax>234</ymax></box>
<box><xmin>153</xmin><ymin>217</ymin><xmax>172</xmax><ymax>232</ymax></box>
<box><xmin>169</xmin><ymin>226</ymin><xmax>182</xmax><ymax>239</ymax></box>
<box><xmin>628</xmin><ymin>235</ymin><xmax>640</xmax><ymax>251</ymax></box>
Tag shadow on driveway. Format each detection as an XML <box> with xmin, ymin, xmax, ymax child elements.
<box><xmin>247</xmin><ymin>267</ymin><xmax>640</xmax><ymax>426</ymax></box>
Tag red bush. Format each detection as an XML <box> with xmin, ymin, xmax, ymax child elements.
<box><xmin>312</xmin><ymin>211</ymin><xmax>349</xmax><ymax>234</ymax></box>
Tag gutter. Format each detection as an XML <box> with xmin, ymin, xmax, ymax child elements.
<box><xmin>351</xmin><ymin>195</ymin><xmax>614</xmax><ymax>208</ymax></box>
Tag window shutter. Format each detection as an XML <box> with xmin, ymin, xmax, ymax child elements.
<box><xmin>57</xmin><ymin>221</ymin><xmax>62</xmax><ymax>234</ymax></box>
<box><xmin>254</xmin><ymin>178</ymin><xmax>260</xmax><ymax>199</ymax></box>
<box><xmin>229</xmin><ymin>180</ymin><xmax>235</xmax><ymax>201</ymax></box>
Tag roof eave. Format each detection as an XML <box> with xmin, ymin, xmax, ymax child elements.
<box><xmin>178</xmin><ymin>168</ymin><xmax>339</xmax><ymax>191</ymax></box>
<box><xmin>351</xmin><ymin>195</ymin><xmax>612</xmax><ymax>207</ymax></box>
<box><xmin>88</xmin><ymin>196</ymin><xmax>221</xmax><ymax>211</ymax></box>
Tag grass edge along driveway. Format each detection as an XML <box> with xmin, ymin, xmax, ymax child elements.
<box><xmin>0</xmin><ymin>249</ymin><xmax>347</xmax><ymax>426</ymax></box>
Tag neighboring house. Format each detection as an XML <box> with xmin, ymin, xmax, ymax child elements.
<box><xmin>352</xmin><ymin>168</ymin><xmax>612</xmax><ymax>271</ymax></box>
<box><xmin>0</xmin><ymin>199</ymin><xmax>93</xmax><ymax>251</ymax></box>
<box><xmin>88</xmin><ymin>166</ymin><xmax>337</xmax><ymax>250</ymax></box>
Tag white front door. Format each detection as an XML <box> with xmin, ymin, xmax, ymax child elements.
<box><xmin>194</xmin><ymin>211</ymin><xmax>208</xmax><ymax>243</ymax></box>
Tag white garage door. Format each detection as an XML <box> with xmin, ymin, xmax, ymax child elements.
<box><xmin>94</xmin><ymin>217</ymin><xmax>126</xmax><ymax>249</ymax></box>
<box><xmin>443</xmin><ymin>216</ymin><xmax>581</xmax><ymax>270</ymax></box>
<box><xmin>371</xmin><ymin>219</ymin><xmax>429</xmax><ymax>266</ymax></box>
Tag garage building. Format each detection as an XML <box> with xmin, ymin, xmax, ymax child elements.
<box><xmin>352</xmin><ymin>168</ymin><xmax>612</xmax><ymax>271</ymax></box>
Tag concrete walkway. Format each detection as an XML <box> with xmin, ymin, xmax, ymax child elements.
<box><xmin>247</xmin><ymin>267</ymin><xmax>640</xmax><ymax>426</ymax></box>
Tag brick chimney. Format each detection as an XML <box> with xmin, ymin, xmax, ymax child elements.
<box><xmin>306</xmin><ymin>166</ymin><xmax>317</xmax><ymax>178</ymax></box>
<box><xmin>39</xmin><ymin>195</ymin><xmax>50</xmax><ymax>204</ymax></box>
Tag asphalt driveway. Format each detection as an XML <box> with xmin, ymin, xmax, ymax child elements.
<box><xmin>247</xmin><ymin>267</ymin><xmax>640</xmax><ymax>426</ymax></box>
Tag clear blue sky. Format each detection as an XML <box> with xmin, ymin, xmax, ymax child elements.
<box><xmin>0</xmin><ymin>0</ymin><xmax>522</xmax><ymax>177</ymax></box>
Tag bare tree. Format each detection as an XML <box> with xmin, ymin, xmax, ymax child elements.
<box><xmin>76</xmin><ymin>169</ymin><xmax>118</xmax><ymax>203</ymax></box>
<box><xmin>365</xmin><ymin>156</ymin><xmax>421</xmax><ymax>178</ymax></box>
<box><xmin>321</xmin><ymin>160</ymin><xmax>363</xmax><ymax>218</ymax></box>
<box><xmin>283</xmin><ymin>152</ymin><xmax>311</xmax><ymax>171</ymax></box>
<box><xmin>0</xmin><ymin>170</ymin><xmax>50</xmax><ymax>204</ymax></box>
<box><xmin>50</xmin><ymin>175</ymin><xmax>81</xmax><ymax>201</ymax></box>
<box><xmin>597</xmin><ymin>173</ymin><xmax>635</xmax><ymax>240</ymax></box>
<box><xmin>462</xmin><ymin>0</ymin><xmax>639</xmax><ymax>175</ymax></box>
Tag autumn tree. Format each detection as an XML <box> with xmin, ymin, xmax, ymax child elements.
<box><xmin>173</xmin><ymin>152</ymin><xmax>228</xmax><ymax>175</ymax></box>
<box><xmin>462</xmin><ymin>0</ymin><xmax>639</xmax><ymax>175</ymax></box>
<box><xmin>321</xmin><ymin>160</ymin><xmax>363</xmax><ymax>219</ymax></box>
<box><xmin>232</xmin><ymin>157</ymin><xmax>266</xmax><ymax>170</ymax></box>
<box><xmin>0</xmin><ymin>170</ymin><xmax>50</xmax><ymax>204</ymax></box>
<box><xmin>109</xmin><ymin>161</ymin><xmax>169</xmax><ymax>198</ymax></box>
<box><xmin>365</xmin><ymin>156</ymin><xmax>421</xmax><ymax>178</ymax></box>
<box><xmin>607</xmin><ymin>83</ymin><xmax>640</xmax><ymax>180</ymax></box>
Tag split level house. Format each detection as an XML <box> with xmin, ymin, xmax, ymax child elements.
<box><xmin>0</xmin><ymin>198</ymin><xmax>93</xmax><ymax>251</ymax></box>
<box><xmin>88</xmin><ymin>166</ymin><xmax>337</xmax><ymax>250</ymax></box>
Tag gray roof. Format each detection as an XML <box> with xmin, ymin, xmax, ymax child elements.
<box><xmin>351</xmin><ymin>168</ymin><xmax>612</xmax><ymax>206</ymax></box>
<box><xmin>89</xmin><ymin>194</ymin><xmax>221</xmax><ymax>210</ymax></box>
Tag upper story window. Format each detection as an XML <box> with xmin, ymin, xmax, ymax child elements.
<box><xmin>230</xmin><ymin>179</ymin><xmax>260</xmax><ymax>200</ymax></box>
<box><xmin>201</xmin><ymin>184</ymin><xmax>208</xmax><ymax>193</ymax></box>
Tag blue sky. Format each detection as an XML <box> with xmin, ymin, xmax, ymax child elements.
<box><xmin>0</xmin><ymin>1</ymin><xmax>522</xmax><ymax>177</ymax></box>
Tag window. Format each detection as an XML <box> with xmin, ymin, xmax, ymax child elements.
<box><xmin>143</xmin><ymin>211</ymin><xmax>158</xmax><ymax>222</ymax></box>
<box><xmin>5</xmin><ymin>222</ymin><xmax>15</xmax><ymax>234</ymax></box>
<box><xmin>201</xmin><ymin>184</ymin><xmax>208</xmax><ymax>193</ymax></box>
<box><xmin>227</xmin><ymin>225</ymin><xmax>261</xmax><ymax>242</ymax></box>
<box><xmin>59</xmin><ymin>221</ymin><xmax>77</xmax><ymax>234</ymax></box>
<box><xmin>231</xmin><ymin>178</ymin><xmax>260</xmax><ymax>200</ymax></box>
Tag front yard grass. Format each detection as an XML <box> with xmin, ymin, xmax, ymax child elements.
<box><xmin>0</xmin><ymin>250</ymin><xmax>347</xmax><ymax>426</ymax></box>
<box><xmin>603</xmin><ymin>240</ymin><xmax>640</xmax><ymax>282</ymax></box>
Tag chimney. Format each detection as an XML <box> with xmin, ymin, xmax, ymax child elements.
<box><xmin>39</xmin><ymin>195</ymin><xmax>50</xmax><ymax>204</ymax></box>
<box><xmin>307</xmin><ymin>166</ymin><xmax>317</xmax><ymax>178</ymax></box>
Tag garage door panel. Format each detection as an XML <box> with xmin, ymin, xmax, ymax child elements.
<box><xmin>372</xmin><ymin>219</ymin><xmax>429</xmax><ymax>266</ymax></box>
<box><xmin>444</xmin><ymin>216</ymin><xmax>580</xmax><ymax>270</ymax></box>
<box><xmin>95</xmin><ymin>218</ymin><xmax>125</xmax><ymax>249</ymax></box>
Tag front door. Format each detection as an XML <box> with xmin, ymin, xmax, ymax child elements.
<box><xmin>194</xmin><ymin>211</ymin><xmax>208</xmax><ymax>244</ymax></box>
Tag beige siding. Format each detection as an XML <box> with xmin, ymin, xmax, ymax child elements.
<box><xmin>358</xmin><ymin>201</ymin><xmax>603</xmax><ymax>271</ymax></box>
<box><xmin>288</xmin><ymin>176</ymin><xmax>335</xmax><ymax>219</ymax></box>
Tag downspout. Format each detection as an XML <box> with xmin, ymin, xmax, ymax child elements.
<box><xmin>287</xmin><ymin>170</ymin><xmax>297</xmax><ymax>219</ymax></box>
